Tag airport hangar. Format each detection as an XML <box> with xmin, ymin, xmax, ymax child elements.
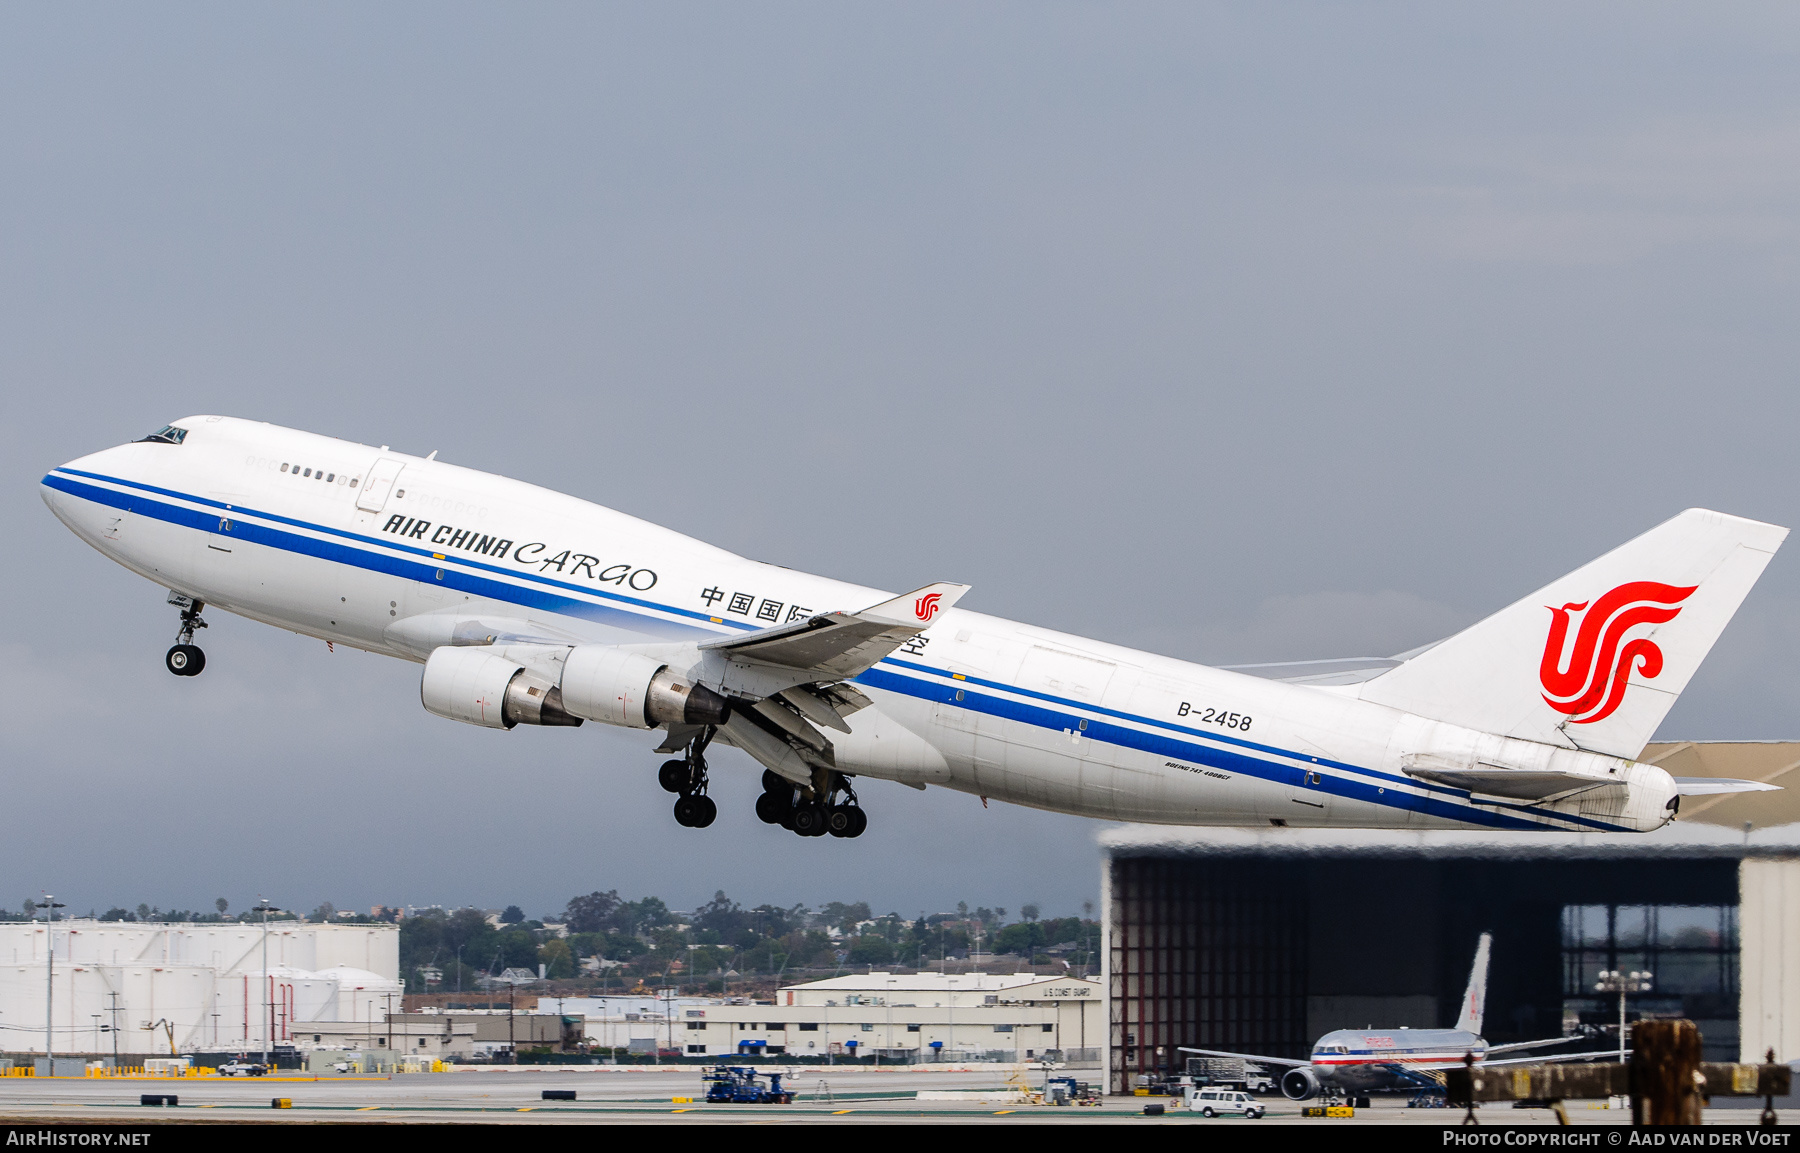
<box><xmin>1102</xmin><ymin>740</ymin><xmax>1800</xmax><ymax>1095</ymax></box>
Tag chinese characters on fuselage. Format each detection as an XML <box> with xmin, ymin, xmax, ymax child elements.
<box><xmin>700</xmin><ymin>585</ymin><xmax>812</xmax><ymax>624</ymax></box>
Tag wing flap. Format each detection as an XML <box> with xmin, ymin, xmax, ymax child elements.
<box><xmin>715</xmin><ymin>712</ymin><xmax>822</xmax><ymax>786</ymax></box>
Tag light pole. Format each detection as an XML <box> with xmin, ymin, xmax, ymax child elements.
<box><xmin>40</xmin><ymin>895</ymin><xmax>64</xmax><ymax>1067</ymax></box>
<box><xmin>254</xmin><ymin>897</ymin><xmax>277</xmax><ymax>1067</ymax></box>
<box><xmin>1595</xmin><ymin>969</ymin><xmax>1653</xmax><ymax>1063</ymax></box>
<box><xmin>886</xmin><ymin>977</ymin><xmax>896</xmax><ymax>1058</ymax></box>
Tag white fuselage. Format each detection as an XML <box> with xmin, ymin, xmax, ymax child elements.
<box><xmin>41</xmin><ymin>417</ymin><xmax>1678</xmax><ymax>832</ymax></box>
<box><xmin>1308</xmin><ymin>1029</ymin><xmax>1487</xmax><ymax>1094</ymax></box>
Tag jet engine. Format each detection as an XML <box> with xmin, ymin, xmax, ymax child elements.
<box><xmin>558</xmin><ymin>644</ymin><xmax>732</xmax><ymax>729</ymax></box>
<box><xmin>421</xmin><ymin>646</ymin><xmax>582</xmax><ymax>729</ymax></box>
<box><xmin>1280</xmin><ymin>1066</ymin><xmax>1323</xmax><ymax>1101</ymax></box>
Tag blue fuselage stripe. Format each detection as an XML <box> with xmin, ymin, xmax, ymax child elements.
<box><xmin>43</xmin><ymin>468</ymin><xmax>1621</xmax><ymax>832</ymax></box>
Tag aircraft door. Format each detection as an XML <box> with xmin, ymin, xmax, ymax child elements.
<box><xmin>930</xmin><ymin>630</ymin><xmax>1018</xmax><ymax>791</ymax></box>
<box><xmin>356</xmin><ymin>458</ymin><xmax>406</xmax><ymax>514</ymax></box>
<box><xmin>1000</xmin><ymin>646</ymin><xmax>1118</xmax><ymax>810</ymax></box>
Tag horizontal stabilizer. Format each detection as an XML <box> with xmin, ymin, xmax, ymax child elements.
<box><xmin>1402</xmin><ymin>765</ymin><xmax>1617</xmax><ymax>803</ymax></box>
<box><xmin>1673</xmin><ymin>777</ymin><xmax>1783</xmax><ymax>796</ymax></box>
<box><xmin>1481</xmin><ymin>1049</ymin><xmax>1631</xmax><ymax>1068</ymax></box>
<box><xmin>1222</xmin><ymin>657</ymin><xmax>1403</xmax><ymax>686</ymax></box>
<box><xmin>1485</xmin><ymin>1036</ymin><xmax>1581</xmax><ymax>1056</ymax></box>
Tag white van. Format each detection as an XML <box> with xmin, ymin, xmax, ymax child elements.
<box><xmin>1188</xmin><ymin>1087</ymin><xmax>1265</xmax><ymax>1118</ymax></box>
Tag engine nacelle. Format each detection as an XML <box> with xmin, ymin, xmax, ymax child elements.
<box><xmin>1280</xmin><ymin>1066</ymin><xmax>1322</xmax><ymax>1101</ymax></box>
<box><xmin>559</xmin><ymin>644</ymin><xmax>732</xmax><ymax>729</ymax></box>
<box><xmin>421</xmin><ymin>647</ymin><xmax>582</xmax><ymax>730</ymax></box>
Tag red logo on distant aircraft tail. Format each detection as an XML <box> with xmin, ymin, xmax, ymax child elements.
<box><xmin>915</xmin><ymin>592</ymin><xmax>944</xmax><ymax>622</ymax></box>
<box><xmin>1539</xmin><ymin>581</ymin><xmax>1697</xmax><ymax>725</ymax></box>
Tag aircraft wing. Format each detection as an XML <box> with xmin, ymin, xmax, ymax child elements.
<box><xmin>688</xmin><ymin>584</ymin><xmax>966</xmax><ymax>786</ymax></box>
<box><xmin>700</xmin><ymin>582</ymin><xmax>969</xmax><ymax>680</ymax></box>
<box><xmin>1176</xmin><ymin>1046</ymin><xmax>1310</xmax><ymax>1069</ymax></box>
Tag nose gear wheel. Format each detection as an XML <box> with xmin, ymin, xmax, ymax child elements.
<box><xmin>165</xmin><ymin>593</ymin><xmax>209</xmax><ymax>677</ymax></box>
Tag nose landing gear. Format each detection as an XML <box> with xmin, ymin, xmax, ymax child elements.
<box><xmin>164</xmin><ymin>592</ymin><xmax>208</xmax><ymax>677</ymax></box>
<box><xmin>755</xmin><ymin>769</ymin><xmax>866</xmax><ymax>838</ymax></box>
<box><xmin>664</xmin><ymin>728</ymin><xmax>717</xmax><ymax>828</ymax></box>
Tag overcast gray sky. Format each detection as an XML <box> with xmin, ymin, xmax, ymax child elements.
<box><xmin>6</xmin><ymin>3</ymin><xmax>1800</xmax><ymax>922</ymax></box>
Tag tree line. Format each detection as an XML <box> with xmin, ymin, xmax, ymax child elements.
<box><xmin>397</xmin><ymin>892</ymin><xmax>1100</xmax><ymax>995</ymax></box>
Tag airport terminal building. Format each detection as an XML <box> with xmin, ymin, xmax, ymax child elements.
<box><xmin>550</xmin><ymin>973</ymin><xmax>1101</xmax><ymax>1062</ymax></box>
<box><xmin>1101</xmin><ymin>740</ymin><xmax>1800</xmax><ymax>1094</ymax></box>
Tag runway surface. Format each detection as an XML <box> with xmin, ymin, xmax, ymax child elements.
<box><xmin>0</xmin><ymin>1069</ymin><xmax>1793</xmax><ymax>1124</ymax></box>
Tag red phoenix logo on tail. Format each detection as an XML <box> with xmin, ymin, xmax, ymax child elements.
<box><xmin>914</xmin><ymin>592</ymin><xmax>944</xmax><ymax>622</ymax></box>
<box><xmin>1539</xmin><ymin>581</ymin><xmax>1697</xmax><ymax>725</ymax></box>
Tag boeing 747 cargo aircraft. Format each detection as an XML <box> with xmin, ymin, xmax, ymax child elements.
<box><xmin>41</xmin><ymin>417</ymin><xmax>1784</xmax><ymax>838</ymax></box>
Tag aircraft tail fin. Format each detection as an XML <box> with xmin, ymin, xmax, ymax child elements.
<box><xmin>1455</xmin><ymin>932</ymin><xmax>1492</xmax><ymax>1035</ymax></box>
<box><xmin>1358</xmin><ymin>509</ymin><xmax>1786</xmax><ymax>759</ymax></box>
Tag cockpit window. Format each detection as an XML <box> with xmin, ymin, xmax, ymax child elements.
<box><xmin>138</xmin><ymin>425</ymin><xmax>188</xmax><ymax>445</ymax></box>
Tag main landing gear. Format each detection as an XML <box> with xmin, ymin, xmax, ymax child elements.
<box><xmin>755</xmin><ymin>769</ymin><xmax>867</xmax><ymax>838</ymax></box>
<box><xmin>164</xmin><ymin>592</ymin><xmax>208</xmax><ymax>677</ymax></box>
<box><xmin>660</xmin><ymin>727</ymin><xmax>718</xmax><ymax>828</ymax></box>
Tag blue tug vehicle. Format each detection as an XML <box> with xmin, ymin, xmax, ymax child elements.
<box><xmin>702</xmin><ymin>1066</ymin><xmax>793</xmax><ymax>1104</ymax></box>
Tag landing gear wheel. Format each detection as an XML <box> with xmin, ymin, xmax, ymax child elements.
<box><xmin>845</xmin><ymin>806</ymin><xmax>867</xmax><ymax>838</ymax></box>
<box><xmin>826</xmin><ymin>807</ymin><xmax>855</xmax><ymax>838</ymax></box>
<box><xmin>673</xmin><ymin>795</ymin><xmax>707</xmax><ymax>827</ymax></box>
<box><xmin>754</xmin><ymin>791</ymin><xmax>790</xmax><ymax>825</ymax></box>
<box><xmin>761</xmin><ymin>770</ymin><xmax>787</xmax><ymax>793</ymax></box>
<box><xmin>792</xmin><ymin>802</ymin><xmax>828</xmax><ymax>837</ymax></box>
<box><xmin>689</xmin><ymin>795</ymin><xmax>716</xmax><ymax>828</ymax></box>
<box><xmin>659</xmin><ymin>760</ymin><xmax>691</xmax><ymax>794</ymax></box>
<box><xmin>165</xmin><ymin>645</ymin><xmax>205</xmax><ymax>676</ymax></box>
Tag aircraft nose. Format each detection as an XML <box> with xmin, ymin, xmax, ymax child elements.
<box><xmin>51</xmin><ymin>442</ymin><xmax>127</xmax><ymax>478</ymax></box>
<box><xmin>41</xmin><ymin>443</ymin><xmax>134</xmax><ymax>517</ymax></box>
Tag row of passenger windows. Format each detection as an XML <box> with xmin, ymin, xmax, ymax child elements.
<box><xmin>282</xmin><ymin>463</ymin><xmax>359</xmax><ymax>488</ymax></box>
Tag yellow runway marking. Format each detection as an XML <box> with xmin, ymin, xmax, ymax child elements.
<box><xmin>672</xmin><ymin>1108</ymin><xmax>695</xmax><ymax>1113</ymax></box>
<box><xmin>356</xmin><ymin>1106</ymin><xmax>380</xmax><ymax>1111</ymax></box>
<box><xmin>518</xmin><ymin>1107</ymin><xmax>533</xmax><ymax>1112</ymax></box>
<box><xmin>832</xmin><ymin>1109</ymin><xmax>853</xmax><ymax>1114</ymax></box>
<box><xmin>994</xmin><ymin>1110</ymin><xmax>1015</xmax><ymax>1115</ymax></box>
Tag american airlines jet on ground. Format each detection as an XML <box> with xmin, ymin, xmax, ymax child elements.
<box><xmin>1182</xmin><ymin>934</ymin><xmax>1603</xmax><ymax>1103</ymax></box>
<box><xmin>41</xmin><ymin>417</ymin><xmax>1783</xmax><ymax>837</ymax></box>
